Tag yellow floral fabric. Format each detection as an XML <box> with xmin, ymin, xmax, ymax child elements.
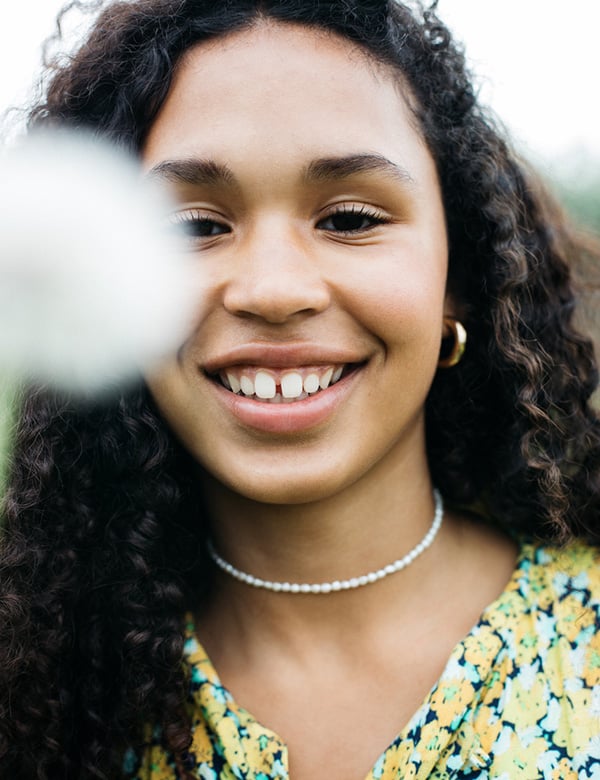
<box><xmin>124</xmin><ymin>541</ymin><xmax>600</xmax><ymax>779</ymax></box>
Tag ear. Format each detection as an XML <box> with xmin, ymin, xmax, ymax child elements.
<box><xmin>443</xmin><ymin>291</ymin><xmax>465</xmax><ymax>322</ymax></box>
<box><xmin>439</xmin><ymin>290</ymin><xmax>468</xmax><ymax>368</ymax></box>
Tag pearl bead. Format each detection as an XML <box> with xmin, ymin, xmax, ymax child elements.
<box><xmin>207</xmin><ymin>490</ymin><xmax>443</xmax><ymax>595</ymax></box>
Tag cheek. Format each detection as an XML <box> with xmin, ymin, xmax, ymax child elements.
<box><xmin>337</xmin><ymin>247</ymin><xmax>447</xmax><ymax>351</ymax></box>
<box><xmin>145</xmin><ymin>365</ymin><xmax>201</xmax><ymax>447</ymax></box>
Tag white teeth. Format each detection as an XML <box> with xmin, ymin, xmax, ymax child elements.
<box><xmin>303</xmin><ymin>373</ymin><xmax>320</xmax><ymax>394</ymax></box>
<box><xmin>255</xmin><ymin>371</ymin><xmax>276</xmax><ymax>399</ymax></box>
<box><xmin>320</xmin><ymin>367</ymin><xmax>334</xmax><ymax>389</ymax></box>
<box><xmin>221</xmin><ymin>364</ymin><xmax>348</xmax><ymax>399</ymax></box>
<box><xmin>281</xmin><ymin>372</ymin><xmax>304</xmax><ymax>399</ymax></box>
<box><xmin>240</xmin><ymin>375</ymin><xmax>255</xmax><ymax>396</ymax></box>
<box><xmin>226</xmin><ymin>372</ymin><xmax>241</xmax><ymax>394</ymax></box>
<box><xmin>283</xmin><ymin>391</ymin><xmax>308</xmax><ymax>403</ymax></box>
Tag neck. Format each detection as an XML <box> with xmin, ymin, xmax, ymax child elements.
<box><xmin>206</xmin><ymin>448</ymin><xmax>435</xmax><ymax>573</ymax></box>
<box><xmin>195</xmin><ymin>489</ymin><xmax>462</xmax><ymax>680</ymax></box>
<box><xmin>207</xmin><ymin>489</ymin><xmax>443</xmax><ymax>593</ymax></box>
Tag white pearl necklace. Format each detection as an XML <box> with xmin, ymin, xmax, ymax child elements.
<box><xmin>207</xmin><ymin>489</ymin><xmax>443</xmax><ymax>594</ymax></box>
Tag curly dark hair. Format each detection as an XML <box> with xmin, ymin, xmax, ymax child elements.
<box><xmin>1</xmin><ymin>0</ymin><xmax>599</xmax><ymax>776</ymax></box>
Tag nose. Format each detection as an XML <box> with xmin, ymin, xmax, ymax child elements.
<box><xmin>222</xmin><ymin>221</ymin><xmax>331</xmax><ymax>323</ymax></box>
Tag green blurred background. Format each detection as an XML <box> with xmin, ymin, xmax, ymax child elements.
<box><xmin>0</xmin><ymin>382</ymin><xmax>16</xmax><ymax>500</ymax></box>
<box><xmin>556</xmin><ymin>177</ymin><xmax>600</xmax><ymax>235</ymax></box>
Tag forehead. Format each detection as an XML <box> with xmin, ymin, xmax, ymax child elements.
<box><xmin>142</xmin><ymin>21</ymin><xmax>432</xmax><ymax>185</ymax></box>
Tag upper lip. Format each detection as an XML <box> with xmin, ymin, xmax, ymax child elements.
<box><xmin>202</xmin><ymin>343</ymin><xmax>367</xmax><ymax>374</ymax></box>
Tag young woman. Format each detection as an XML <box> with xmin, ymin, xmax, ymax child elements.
<box><xmin>1</xmin><ymin>1</ymin><xmax>599</xmax><ymax>778</ymax></box>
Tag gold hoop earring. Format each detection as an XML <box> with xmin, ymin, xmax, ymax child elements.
<box><xmin>438</xmin><ymin>318</ymin><xmax>467</xmax><ymax>368</ymax></box>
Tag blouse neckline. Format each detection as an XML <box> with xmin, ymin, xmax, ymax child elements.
<box><xmin>182</xmin><ymin>541</ymin><xmax>535</xmax><ymax>779</ymax></box>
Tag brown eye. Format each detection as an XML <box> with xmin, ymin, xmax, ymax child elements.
<box><xmin>172</xmin><ymin>214</ymin><xmax>230</xmax><ymax>238</ymax></box>
<box><xmin>317</xmin><ymin>205</ymin><xmax>389</xmax><ymax>234</ymax></box>
<box><xmin>165</xmin><ymin>210</ymin><xmax>231</xmax><ymax>250</ymax></box>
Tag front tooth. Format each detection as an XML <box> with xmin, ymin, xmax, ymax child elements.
<box><xmin>226</xmin><ymin>372</ymin><xmax>241</xmax><ymax>394</ymax></box>
<box><xmin>319</xmin><ymin>367</ymin><xmax>334</xmax><ymax>389</ymax></box>
<box><xmin>281</xmin><ymin>372</ymin><xmax>304</xmax><ymax>399</ymax></box>
<box><xmin>331</xmin><ymin>366</ymin><xmax>343</xmax><ymax>383</ymax></box>
<box><xmin>255</xmin><ymin>371</ymin><xmax>276</xmax><ymax>399</ymax></box>
<box><xmin>240</xmin><ymin>375</ymin><xmax>255</xmax><ymax>396</ymax></box>
<box><xmin>283</xmin><ymin>391</ymin><xmax>308</xmax><ymax>403</ymax></box>
<box><xmin>303</xmin><ymin>373</ymin><xmax>320</xmax><ymax>394</ymax></box>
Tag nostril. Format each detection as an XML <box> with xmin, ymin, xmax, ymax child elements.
<box><xmin>222</xmin><ymin>265</ymin><xmax>330</xmax><ymax>322</ymax></box>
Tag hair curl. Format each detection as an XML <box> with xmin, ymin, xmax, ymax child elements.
<box><xmin>1</xmin><ymin>0</ymin><xmax>599</xmax><ymax>776</ymax></box>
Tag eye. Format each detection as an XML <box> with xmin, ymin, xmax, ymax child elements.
<box><xmin>316</xmin><ymin>205</ymin><xmax>390</xmax><ymax>234</ymax></box>
<box><xmin>166</xmin><ymin>209</ymin><xmax>231</xmax><ymax>247</ymax></box>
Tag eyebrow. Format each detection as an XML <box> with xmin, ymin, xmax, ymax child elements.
<box><xmin>146</xmin><ymin>153</ymin><xmax>414</xmax><ymax>188</ymax></box>
<box><xmin>304</xmin><ymin>154</ymin><xmax>414</xmax><ymax>186</ymax></box>
<box><xmin>146</xmin><ymin>158</ymin><xmax>237</xmax><ymax>187</ymax></box>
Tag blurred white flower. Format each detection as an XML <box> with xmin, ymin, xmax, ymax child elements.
<box><xmin>0</xmin><ymin>131</ymin><xmax>200</xmax><ymax>394</ymax></box>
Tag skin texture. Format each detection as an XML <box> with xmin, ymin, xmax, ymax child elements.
<box><xmin>141</xmin><ymin>23</ymin><xmax>518</xmax><ymax>780</ymax></box>
<box><xmin>142</xmin><ymin>23</ymin><xmax>449</xmax><ymax>508</ymax></box>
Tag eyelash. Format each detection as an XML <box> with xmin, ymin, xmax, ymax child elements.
<box><xmin>166</xmin><ymin>203</ymin><xmax>391</xmax><ymax>246</ymax></box>
<box><xmin>167</xmin><ymin>209</ymin><xmax>231</xmax><ymax>239</ymax></box>
<box><xmin>316</xmin><ymin>204</ymin><xmax>391</xmax><ymax>234</ymax></box>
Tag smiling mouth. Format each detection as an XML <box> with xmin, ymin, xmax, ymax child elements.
<box><xmin>209</xmin><ymin>363</ymin><xmax>357</xmax><ymax>403</ymax></box>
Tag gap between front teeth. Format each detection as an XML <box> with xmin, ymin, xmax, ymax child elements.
<box><xmin>224</xmin><ymin>366</ymin><xmax>343</xmax><ymax>400</ymax></box>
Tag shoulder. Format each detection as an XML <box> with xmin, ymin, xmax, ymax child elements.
<box><xmin>485</xmin><ymin>539</ymin><xmax>600</xmax><ymax>721</ymax></box>
<box><xmin>466</xmin><ymin>540</ymin><xmax>600</xmax><ymax>774</ymax></box>
<box><xmin>527</xmin><ymin>537</ymin><xmax>600</xmax><ymax>575</ymax></box>
<box><xmin>515</xmin><ymin>538</ymin><xmax>600</xmax><ymax>616</ymax></box>
<box><xmin>489</xmin><ymin>538</ymin><xmax>600</xmax><ymax>650</ymax></box>
<box><xmin>475</xmin><ymin>537</ymin><xmax>600</xmax><ymax>695</ymax></box>
<box><xmin>482</xmin><ymin>537</ymin><xmax>600</xmax><ymax>635</ymax></box>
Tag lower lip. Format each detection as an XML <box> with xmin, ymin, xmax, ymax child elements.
<box><xmin>208</xmin><ymin>369</ymin><xmax>361</xmax><ymax>434</ymax></box>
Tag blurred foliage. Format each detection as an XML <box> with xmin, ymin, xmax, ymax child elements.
<box><xmin>555</xmin><ymin>178</ymin><xmax>600</xmax><ymax>235</ymax></box>
<box><xmin>0</xmin><ymin>381</ymin><xmax>17</xmax><ymax>503</ymax></box>
<box><xmin>545</xmin><ymin>151</ymin><xmax>600</xmax><ymax>235</ymax></box>
<box><xmin>548</xmin><ymin>156</ymin><xmax>600</xmax><ymax>408</ymax></box>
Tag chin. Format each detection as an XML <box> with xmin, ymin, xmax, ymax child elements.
<box><xmin>209</xmin><ymin>462</ymin><xmax>350</xmax><ymax>506</ymax></box>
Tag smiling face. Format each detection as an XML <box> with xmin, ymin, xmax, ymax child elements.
<box><xmin>142</xmin><ymin>22</ymin><xmax>450</xmax><ymax>505</ymax></box>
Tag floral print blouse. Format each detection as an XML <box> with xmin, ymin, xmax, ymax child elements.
<box><xmin>124</xmin><ymin>541</ymin><xmax>600</xmax><ymax>779</ymax></box>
